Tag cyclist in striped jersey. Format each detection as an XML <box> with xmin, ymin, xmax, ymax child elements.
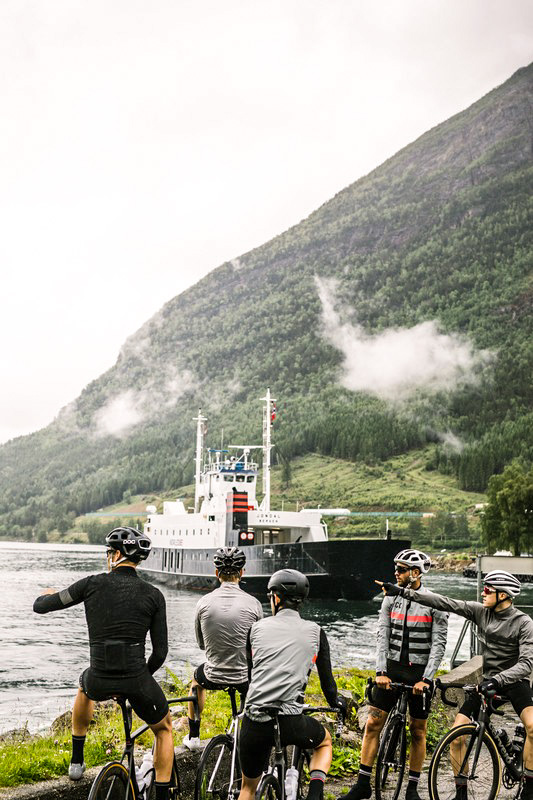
<box><xmin>346</xmin><ymin>549</ymin><xmax>448</xmax><ymax>800</ymax></box>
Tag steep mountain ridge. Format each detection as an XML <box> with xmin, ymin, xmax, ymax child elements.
<box><xmin>1</xmin><ymin>63</ymin><xmax>532</xmax><ymax>538</ymax></box>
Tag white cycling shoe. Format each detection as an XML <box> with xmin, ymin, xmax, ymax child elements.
<box><xmin>182</xmin><ymin>734</ymin><xmax>202</xmax><ymax>751</ymax></box>
<box><xmin>68</xmin><ymin>761</ymin><xmax>86</xmax><ymax>780</ymax></box>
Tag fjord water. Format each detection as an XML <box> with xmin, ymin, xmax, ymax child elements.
<box><xmin>3</xmin><ymin>541</ymin><xmax>531</xmax><ymax>734</ymax></box>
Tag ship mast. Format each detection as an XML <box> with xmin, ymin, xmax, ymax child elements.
<box><xmin>193</xmin><ymin>409</ymin><xmax>207</xmax><ymax>513</ymax></box>
<box><xmin>260</xmin><ymin>388</ymin><xmax>276</xmax><ymax>512</ymax></box>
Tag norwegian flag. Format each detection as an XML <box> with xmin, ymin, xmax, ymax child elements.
<box><xmin>270</xmin><ymin>403</ymin><xmax>277</xmax><ymax>425</ymax></box>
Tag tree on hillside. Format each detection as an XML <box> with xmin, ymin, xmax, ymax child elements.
<box><xmin>481</xmin><ymin>462</ymin><xmax>533</xmax><ymax>555</ymax></box>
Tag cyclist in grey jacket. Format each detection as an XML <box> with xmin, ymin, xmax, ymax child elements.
<box><xmin>238</xmin><ymin>569</ymin><xmax>346</xmax><ymax>800</ymax></box>
<box><xmin>347</xmin><ymin>549</ymin><xmax>448</xmax><ymax>800</ymax></box>
<box><xmin>184</xmin><ymin>547</ymin><xmax>263</xmax><ymax>750</ymax></box>
<box><xmin>379</xmin><ymin>568</ymin><xmax>533</xmax><ymax>800</ymax></box>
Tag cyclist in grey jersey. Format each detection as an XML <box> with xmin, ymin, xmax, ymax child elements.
<box><xmin>238</xmin><ymin>569</ymin><xmax>346</xmax><ymax>800</ymax></box>
<box><xmin>184</xmin><ymin>547</ymin><xmax>262</xmax><ymax>750</ymax></box>
<box><xmin>379</xmin><ymin>569</ymin><xmax>533</xmax><ymax>800</ymax></box>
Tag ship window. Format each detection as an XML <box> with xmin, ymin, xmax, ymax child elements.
<box><xmin>215</xmin><ymin>475</ymin><xmax>220</xmax><ymax>480</ymax></box>
<box><xmin>224</xmin><ymin>475</ymin><xmax>233</xmax><ymax>482</ymax></box>
<box><xmin>247</xmin><ymin>476</ymin><xmax>254</xmax><ymax>483</ymax></box>
<box><xmin>192</xmin><ymin>529</ymin><xmax>195</xmax><ymax>536</ymax></box>
<box><xmin>209</xmin><ymin>515</ymin><xmax>215</xmax><ymax>521</ymax></box>
<box><xmin>236</xmin><ymin>475</ymin><xmax>245</xmax><ymax>482</ymax></box>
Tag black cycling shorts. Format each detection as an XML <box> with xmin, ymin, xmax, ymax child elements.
<box><xmin>239</xmin><ymin>714</ymin><xmax>326</xmax><ymax>779</ymax></box>
<box><xmin>194</xmin><ymin>663</ymin><xmax>248</xmax><ymax>697</ymax></box>
<box><xmin>370</xmin><ymin>661</ymin><xmax>429</xmax><ymax>720</ymax></box>
<box><xmin>79</xmin><ymin>667</ymin><xmax>169</xmax><ymax>725</ymax></box>
<box><xmin>459</xmin><ymin>679</ymin><xmax>533</xmax><ymax>720</ymax></box>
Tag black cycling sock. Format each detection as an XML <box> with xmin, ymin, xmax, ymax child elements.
<box><xmin>71</xmin><ymin>735</ymin><xmax>85</xmax><ymax>765</ymax></box>
<box><xmin>188</xmin><ymin>717</ymin><xmax>200</xmax><ymax>737</ymax></box>
<box><xmin>155</xmin><ymin>780</ymin><xmax>171</xmax><ymax>800</ymax></box>
<box><xmin>307</xmin><ymin>770</ymin><xmax>326</xmax><ymax>800</ymax></box>
<box><xmin>405</xmin><ymin>770</ymin><xmax>421</xmax><ymax>797</ymax></box>
<box><xmin>344</xmin><ymin>780</ymin><xmax>372</xmax><ymax>800</ymax></box>
<box><xmin>522</xmin><ymin>772</ymin><xmax>533</xmax><ymax>799</ymax></box>
<box><xmin>357</xmin><ymin>763</ymin><xmax>372</xmax><ymax>784</ymax></box>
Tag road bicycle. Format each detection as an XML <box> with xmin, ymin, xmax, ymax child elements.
<box><xmin>428</xmin><ymin>679</ymin><xmax>526</xmax><ymax>800</ymax></box>
<box><xmin>88</xmin><ymin>691</ymin><xmax>199</xmax><ymax>800</ymax></box>
<box><xmin>194</xmin><ymin>685</ymin><xmax>244</xmax><ymax>800</ymax></box>
<box><xmin>366</xmin><ymin>677</ymin><xmax>430</xmax><ymax>800</ymax></box>
<box><xmin>254</xmin><ymin>705</ymin><xmax>344</xmax><ymax>800</ymax></box>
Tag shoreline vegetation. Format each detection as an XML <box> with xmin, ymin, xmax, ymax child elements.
<box><xmin>0</xmin><ymin>668</ymin><xmax>450</xmax><ymax>790</ymax></box>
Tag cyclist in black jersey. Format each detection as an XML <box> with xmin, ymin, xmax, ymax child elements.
<box><xmin>33</xmin><ymin>527</ymin><xmax>173</xmax><ymax>800</ymax></box>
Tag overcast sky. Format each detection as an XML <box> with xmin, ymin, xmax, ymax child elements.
<box><xmin>0</xmin><ymin>0</ymin><xmax>531</xmax><ymax>444</ymax></box>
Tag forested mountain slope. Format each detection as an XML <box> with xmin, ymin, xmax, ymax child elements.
<box><xmin>1</xmin><ymin>63</ymin><xmax>532</xmax><ymax>538</ymax></box>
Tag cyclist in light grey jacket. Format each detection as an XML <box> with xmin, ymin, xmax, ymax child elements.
<box><xmin>378</xmin><ymin>568</ymin><xmax>533</xmax><ymax>800</ymax></box>
<box><xmin>183</xmin><ymin>547</ymin><xmax>263</xmax><ymax>750</ymax></box>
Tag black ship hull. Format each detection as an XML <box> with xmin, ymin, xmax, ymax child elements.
<box><xmin>140</xmin><ymin>538</ymin><xmax>410</xmax><ymax>601</ymax></box>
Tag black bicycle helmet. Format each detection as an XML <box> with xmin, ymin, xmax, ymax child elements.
<box><xmin>213</xmin><ymin>546</ymin><xmax>246</xmax><ymax>573</ymax></box>
<box><xmin>105</xmin><ymin>527</ymin><xmax>152</xmax><ymax>562</ymax></box>
<box><xmin>267</xmin><ymin>569</ymin><xmax>309</xmax><ymax>603</ymax></box>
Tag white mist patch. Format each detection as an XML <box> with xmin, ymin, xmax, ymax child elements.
<box><xmin>94</xmin><ymin>391</ymin><xmax>143</xmax><ymax>437</ymax></box>
<box><xmin>315</xmin><ymin>276</ymin><xmax>492</xmax><ymax>401</ymax></box>
<box><xmin>438</xmin><ymin>431</ymin><xmax>465</xmax><ymax>453</ymax></box>
<box><xmin>93</xmin><ymin>370</ymin><xmax>197</xmax><ymax>437</ymax></box>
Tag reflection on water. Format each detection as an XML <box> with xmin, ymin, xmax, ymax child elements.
<box><xmin>2</xmin><ymin>542</ymin><xmax>533</xmax><ymax>734</ymax></box>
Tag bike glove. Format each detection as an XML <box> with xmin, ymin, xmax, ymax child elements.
<box><xmin>478</xmin><ymin>678</ymin><xmax>499</xmax><ymax>697</ymax></box>
<box><xmin>380</xmin><ymin>582</ymin><xmax>405</xmax><ymax>597</ymax></box>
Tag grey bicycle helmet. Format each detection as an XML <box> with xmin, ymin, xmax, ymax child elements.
<box><xmin>484</xmin><ymin>570</ymin><xmax>521</xmax><ymax>598</ymax></box>
<box><xmin>105</xmin><ymin>527</ymin><xmax>152</xmax><ymax>562</ymax></box>
<box><xmin>213</xmin><ymin>547</ymin><xmax>246</xmax><ymax>573</ymax></box>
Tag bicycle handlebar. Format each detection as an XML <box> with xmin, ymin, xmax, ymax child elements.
<box><xmin>435</xmin><ymin>679</ymin><xmax>505</xmax><ymax>716</ymax></box>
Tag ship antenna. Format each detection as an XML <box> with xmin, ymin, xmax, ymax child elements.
<box><xmin>193</xmin><ymin>409</ymin><xmax>208</xmax><ymax>513</ymax></box>
<box><xmin>260</xmin><ymin>388</ymin><xmax>276</xmax><ymax>512</ymax></box>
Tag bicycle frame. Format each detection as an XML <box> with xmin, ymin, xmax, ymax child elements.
<box><xmin>203</xmin><ymin>687</ymin><xmax>243</xmax><ymax>798</ymax></box>
<box><xmin>115</xmin><ymin>692</ymin><xmax>199</xmax><ymax>800</ymax></box>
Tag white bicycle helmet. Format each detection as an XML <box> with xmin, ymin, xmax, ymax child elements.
<box><xmin>484</xmin><ymin>570</ymin><xmax>521</xmax><ymax>598</ymax></box>
<box><xmin>394</xmin><ymin>549</ymin><xmax>432</xmax><ymax>574</ymax></box>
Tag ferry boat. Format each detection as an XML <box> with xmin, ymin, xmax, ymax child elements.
<box><xmin>140</xmin><ymin>391</ymin><xmax>409</xmax><ymax>601</ymax></box>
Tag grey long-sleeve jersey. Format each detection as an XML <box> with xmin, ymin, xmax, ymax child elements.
<box><xmin>406</xmin><ymin>587</ymin><xmax>533</xmax><ymax>687</ymax></box>
<box><xmin>195</xmin><ymin>581</ymin><xmax>263</xmax><ymax>684</ymax></box>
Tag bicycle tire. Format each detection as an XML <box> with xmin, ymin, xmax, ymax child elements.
<box><xmin>255</xmin><ymin>773</ymin><xmax>282</xmax><ymax>800</ymax></box>
<box><xmin>428</xmin><ymin>723</ymin><xmax>501</xmax><ymax>800</ymax></box>
<box><xmin>88</xmin><ymin>761</ymin><xmax>135</xmax><ymax>800</ymax></box>
<box><xmin>375</xmin><ymin>714</ymin><xmax>406</xmax><ymax>800</ymax></box>
<box><xmin>195</xmin><ymin>733</ymin><xmax>240</xmax><ymax>800</ymax></box>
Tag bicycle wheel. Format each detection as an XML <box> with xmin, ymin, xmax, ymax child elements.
<box><xmin>255</xmin><ymin>773</ymin><xmax>282</xmax><ymax>800</ymax></box>
<box><xmin>428</xmin><ymin>723</ymin><xmax>501</xmax><ymax>800</ymax></box>
<box><xmin>195</xmin><ymin>733</ymin><xmax>240</xmax><ymax>800</ymax></box>
<box><xmin>295</xmin><ymin>749</ymin><xmax>310</xmax><ymax>800</ymax></box>
<box><xmin>375</xmin><ymin>714</ymin><xmax>406</xmax><ymax>800</ymax></box>
<box><xmin>88</xmin><ymin>761</ymin><xmax>135</xmax><ymax>800</ymax></box>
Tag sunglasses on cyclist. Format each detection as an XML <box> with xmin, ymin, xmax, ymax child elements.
<box><xmin>483</xmin><ymin>586</ymin><xmax>497</xmax><ymax>595</ymax></box>
<box><xmin>394</xmin><ymin>565</ymin><xmax>410</xmax><ymax>575</ymax></box>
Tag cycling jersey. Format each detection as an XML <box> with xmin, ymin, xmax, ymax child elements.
<box><xmin>377</xmin><ymin>586</ymin><xmax>448</xmax><ymax>681</ymax></box>
<box><xmin>405</xmin><ymin>588</ymin><xmax>533</xmax><ymax>687</ymax></box>
<box><xmin>33</xmin><ymin>567</ymin><xmax>168</xmax><ymax>677</ymax></box>
<box><xmin>194</xmin><ymin>582</ymin><xmax>263</xmax><ymax>685</ymax></box>
<box><xmin>244</xmin><ymin>608</ymin><xmax>338</xmax><ymax>722</ymax></box>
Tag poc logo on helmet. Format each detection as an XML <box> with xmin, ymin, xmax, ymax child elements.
<box><xmin>124</xmin><ymin>539</ymin><xmax>136</xmax><ymax>545</ymax></box>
